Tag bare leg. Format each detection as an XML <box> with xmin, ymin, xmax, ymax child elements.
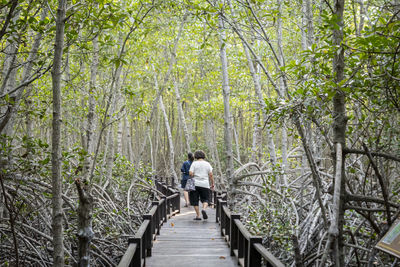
<box><xmin>183</xmin><ymin>191</ymin><xmax>189</xmax><ymax>206</ymax></box>
<box><xmin>202</xmin><ymin>202</ymin><xmax>208</xmax><ymax>210</ymax></box>
<box><xmin>194</xmin><ymin>206</ymin><xmax>201</xmax><ymax>218</ymax></box>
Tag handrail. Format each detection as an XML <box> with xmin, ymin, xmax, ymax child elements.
<box><xmin>253</xmin><ymin>243</ymin><xmax>285</xmax><ymax>267</ymax></box>
<box><xmin>117</xmin><ymin>243</ymin><xmax>137</xmax><ymax>267</ymax></box>
<box><xmin>215</xmin><ymin>194</ymin><xmax>285</xmax><ymax>267</ymax></box>
<box><xmin>117</xmin><ymin>178</ymin><xmax>180</xmax><ymax>267</ymax></box>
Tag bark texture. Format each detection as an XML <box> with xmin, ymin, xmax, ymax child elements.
<box><xmin>329</xmin><ymin>0</ymin><xmax>347</xmax><ymax>265</ymax></box>
<box><xmin>75</xmin><ymin>178</ymin><xmax>94</xmax><ymax>267</ymax></box>
<box><xmin>218</xmin><ymin>14</ymin><xmax>235</xmax><ymax>206</ymax></box>
<box><xmin>51</xmin><ymin>0</ymin><xmax>67</xmax><ymax>265</ymax></box>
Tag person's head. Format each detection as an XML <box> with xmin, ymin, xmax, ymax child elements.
<box><xmin>188</xmin><ymin>152</ymin><xmax>194</xmax><ymax>161</ymax></box>
<box><xmin>194</xmin><ymin>150</ymin><xmax>206</xmax><ymax>160</ymax></box>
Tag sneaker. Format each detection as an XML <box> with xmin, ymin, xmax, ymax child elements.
<box><xmin>201</xmin><ymin>210</ymin><xmax>208</xmax><ymax>220</ymax></box>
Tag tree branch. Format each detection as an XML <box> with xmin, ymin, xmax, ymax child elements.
<box><xmin>344</xmin><ymin>147</ymin><xmax>400</xmax><ymax>162</ymax></box>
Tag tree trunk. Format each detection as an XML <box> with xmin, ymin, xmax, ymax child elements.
<box><xmin>82</xmin><ymin>32</ymin><xmax>98</xmax><ymax>181</ymax></box>
<box><xmin>116</xmin><ymin>109</ymin><xmax>124</xmax><ymax>156</ymax></box>
<box><xmin>276</xmin><ymin>0</ymin><xmax>288</xmax><ymax>187</ymax></box>
<box><xmin>104</xmin><ymin>37</ymin><xmax>123</xmax><ymax>189</ymax></box>
<box><xmin>158</xmin><ymin>86</ymin><xmax>178</xmax><ymax>183</ymax></box>
<box><xmin>126</xmin><ymin>116</ymin><xmax>133</xmax><ymax>162</ymax></box>
<box><xmin>250</xmin><ymin>112</ymin><xmax>261</xmax><ymax>163</ymax></box>
<box><xmin>0</xmin><ymin>9</ymin><xmax>19</xmax><ymax>97</ymax></box>
<box><xmin>218</xmin><ymin>13</ymin><xmax>235</xmax><ymax>206</ymax></box>
<box><xmin>25</xmin><ymin>99</ymin><xmax>34</xmax><ymax>140</ymax></box>
<box><xmin>233</xmin><ymin>116</ymin><xmax>241</xmax><ymax>163</ymax></box>
<box><xmin>153</xmin><ymin>106</ymin><xmax>160</xmax><ymax>172</ymax></box>
<box><xmin>75</xmin><ymin>179</ymin><xmax>94</xmax><ymax>267</ymax></box>
<box><xmin>174</xmin><ymin>79</ymin><xmax>191</xmax><ymax>152</ymax></box>
<box><xmin>76</xmin><ymin>29</ymin><xmax>99</xmax><ymax>267</ymax></box>
<box><xmin>358</xmin><ymin>0</ymin><xmax>366</xmax><ymax>36</ymax></box>
<box><xmin>51</xmin><ymin>0</ymin><xmax>67</xmax><ymax>265</ymax></box>
<box><xmin>321</xmin><ymin>0</ymin><xmax>347</xmax><ymax>265</ymax></box>
<box><xmin>104</xmin><ymin>115</ymin><xmax>115</xmax><ymax>189</ymax></box>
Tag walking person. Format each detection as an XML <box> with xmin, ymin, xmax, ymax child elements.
<box><xmin>180</xmin><ymin>152</ymin><xmax>194</xmax><ymax>207</ymax></box>
<box><xmin>189</xmin><ymin>150</ymin><xmax>214</xmax><ymax>220</ymax></box>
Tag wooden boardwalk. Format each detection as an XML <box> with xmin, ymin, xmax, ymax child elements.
<box><xmin>145</xmin><ymin>200</ymin><xmax>237</xmax><ymax>267</ymax></box>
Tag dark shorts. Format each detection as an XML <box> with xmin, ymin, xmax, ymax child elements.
<box><xmin>189</xmin><ymin>186</ymin><xmax>210</xmax><ymax>206</ymax></box>
<box><xmin>181</xmin><ymin>179</ymin><xmax>188</xmax><ymax>189</ymax></box>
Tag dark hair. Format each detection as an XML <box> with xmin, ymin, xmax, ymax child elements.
<box><xmin>194</xmin><ymin>150</ymin><xmax>206</xmax><ymax>159</ymax></box>
<box><xmin>188</xmin><ymin>152</ymin><xmax>194</xmax><ymax>161</ymax></box>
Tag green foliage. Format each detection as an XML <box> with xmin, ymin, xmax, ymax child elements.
<box><xmin>1</xmin><ymin>135</ymin><xmax>51</xmax><ymax>177</ymax></box>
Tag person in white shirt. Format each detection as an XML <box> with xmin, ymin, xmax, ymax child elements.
<box><xmin>189</xmin><ymin>150</ymin><xmax>215</xmax><ymax>220</ymax></box>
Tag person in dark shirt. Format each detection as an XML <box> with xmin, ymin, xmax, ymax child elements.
<box><xmin>180</xmin><ymin>152</ymin><xmax>194</xmax><ymax>207</ymax></box>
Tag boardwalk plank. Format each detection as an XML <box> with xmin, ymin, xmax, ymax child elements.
<box><xmin>145</xmin><ymin>203</ymin><xmax>237</xmax><ymax>267</ymax></box>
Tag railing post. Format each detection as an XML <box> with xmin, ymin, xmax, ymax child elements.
<box><xmin>142</xmin><ymin>215</ymin><xmax>152</xmax><ymax>257</ymax></box>
<box><xmin>211</xmin><ymin>190</ymin><xmax>217</xmax><ymax>208</ymax></box>
<box><xmin>160</xmin><ymin>183</ymin><xmax>165</xmax><ymax>195</ymax></box>
<box><xmin>216</xmin><ymin>196</ymin><xmax>221</xmax><ymax>223</ymax></box>
<box><xmin>220</xmin><ymin>200</ymin><xmax>227</xmax><ymax>236</ymax></box>
<box><xmin>156</xmin><ymin>179</ymin><xmax>160</xmax><ymax>192</ymax></box>
<box><xmin>128</xmin><ymin>237</ymin><xmax>141</xmax><ymax>267</ymax></box>
<box><xmin>152</xmin><ymin>201</ymin><xmax>160</xmax><ymax>235</ymax></box>
<box><xmin>248</xmin><ymin>237</ymin><xmax>263</xmax><ymax>267</ymax></box>
<box><xmin>238</xmin><ymin>230</ymin><xmax>244</xmax><ymax>262</ymax></box>
<box><xmin>162</xmin><ymin>196</ymin><xmax>167</xmax><ymax>223</ymax></box>
<box><xmin>230</xmin><ymin>214</ymin><xmax>240</xmax><ymax>256</ymax></box>
<box><xmin>244</xmin><ymin>238</ymin><xmax>249</xmax><ymax>267</ymax></box>
<box><xmin>176</xmin><ymin>193</ymin><xmax>181</xmax><ymax>214</ymax></box>
<box><xmin>166</xmin><ymin>195</ymin><xmax>171</xmax><ymax>217</ymax></box>
<box><xmin>222</xmin><ymin>191</ymin><xmax>227</xmax><ymax>201</ymax></box>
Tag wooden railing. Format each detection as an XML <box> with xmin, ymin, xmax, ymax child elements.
<box><xmin>215</xmin><ymin>193</ymin><xmax>285</xmax><ymax>267</ymax></box>
<box><xmin>117</xmin><ymin>179</ymin><xmax>180</xmax><ymax>267</ymax></box>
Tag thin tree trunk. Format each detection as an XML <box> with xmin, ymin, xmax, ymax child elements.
<box><xmin>104</xmin><ymin>115</ymin><xmax>115</xmax><ymax>189</ymax></box>
<box><xmin>116</xmin><ymin>70</ymin><xmax>126</xmax><ymax>156</ymax></box>
<box><xmin>0</xmin><ymin>10</ymin><xmax>19</xmax><ymax>97</ymax></box>
<box><xmin>174</xmin><ymin>79</ymin><xmax>191</xmax><ymax>152</ymax></box>
<box><xmin>320</xmin><ymin>0</ymin><xmax>347</xmax><ymax>265</ymax></box>
<box><xmin>51</xmin><ymin>0</ymin><xmax>67</xmax><ymax>265</ymax></box>
<box><xmin>358</xmin><ymin>0</ymin><xmax>366</xmax><ymax>36</ymax></box>
<box><xmin>233</xmin><ymin>118</ymin><xmax>241</xmax><ymax>163</ymax></box>
<box><xmin>330</xmin><ymin>0</ymin><xmax>346</xmax><ymax>264</ymax></box>
<box><xmin>75</xmin><ymin>179</ymin><xmax>94</xmax><ymax>267</ymax></box>
<box><xmin>154</xmin><ymin>107</ymin><xmax>160</xmax><ymax>172</ymax></box>
<box><xmin>116</xmin><ymin>109</ymin><xmax>124</xmax><ymax>155</ymax></box>
<box><xmin>250</xmin><ymin>112</ymin><xmax>261</xmax><ymax>163</ymax></box>
<box><xmin>82</xmin><ymin>33</ymin><xmax>98</xmax><ymax>180</ymax></box>
<box><xmin>157</xmin><ymin>81</ymin><xmax>178</xmax><ymax>183</ymax></box>
<box><xmin>276</xmin><ymin>0</ymin><xmax>288</xmax><ymax>187</ymax></box>
<box><xmin>25</xmin><ymin>99</ymin><xmax>34</xmax><ymax>139</ymax></box>
<box><xmin>0</xmin><ymin>0</ymin><xmax>18</xmax><ymax>42</ymax></box>
<box><xmin>104</xmin><ymin>37</ymin><xmax>123</xmax><ymax>189</ymax></box>
<box><xmin>218</xmin><ymin>13</ymin><xmax>235</xmax><ymax>206</ymax></box>
<box><xmin>126</xmin><ymin>116</ymin><xmax>133</xmax><ymax>162</ymax></box>
<box><xmin>76</xmin><ymin>28</ymin><xmax>98</xmax><ymax>267</ymax></box>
